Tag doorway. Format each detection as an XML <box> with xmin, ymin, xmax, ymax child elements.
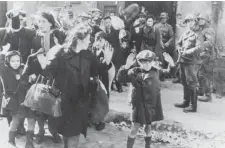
<box><xmin>125</xmin><ymin>1</ymin><xmax>177</xmax><ymax>32</ymax></box>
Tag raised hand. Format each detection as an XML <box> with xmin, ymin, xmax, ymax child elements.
<box><xmin>103</xmin><ymin>41</ymin><xmax>114</xmax><ymax>65</ymax></box>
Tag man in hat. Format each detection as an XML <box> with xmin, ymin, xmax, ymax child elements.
<box><xmin>78</xmin><ymin>12</ymin><xmax>91</xmax><ymax>25</ymax></box>
<box><xmin>156</xmin><ymin>12</ymin><xmax>174</xmax><ymax>80</ymax></box>
<box><xmin>89</xmin><ymin>8</ymin><xmax>102</xmax><ymax>26</ymax></box>
<box><xmin>174</xmin><ymin>14</ymin><xmax>200</xmax><ymax>113</ymax></box>
<box><xmin>130</xmin><ymin>12</ymin><xmax>147</xmax><ymax>53</ymax></box>
<box><xmin>195</xmin><ymin>13</ymin><xmax>215</xmax><ymax>102</ymax></box>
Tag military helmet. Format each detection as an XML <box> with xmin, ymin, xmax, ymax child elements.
<box><xmin>197</xmin><ymin>13</ymin><xmax>210</xmax><ymax>22</ymax></box>
<box><xmin>160</xmin><ymin>12</ymin><xmax>169</xmax><ymax>19</ymax></box>
<box><xmin>183</xmin><ymin>14</ymin><xmax>196</xmax><ymax>24</ymax></box>
<box><xmin>136</xmin><ymin>50</ymin><xmax>156</xmax><ymax>62</ymax></box>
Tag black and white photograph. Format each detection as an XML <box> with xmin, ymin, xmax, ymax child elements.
<box><xmin>0</xmin><ymin>1</ymin><xmax>224</xmax><ymax>148</ymax></box>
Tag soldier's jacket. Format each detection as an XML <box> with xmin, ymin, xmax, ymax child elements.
<box><xmin>182</xmin><ymin>24</ymin><xmax>216</xmax><ymax>63</ymax></box>
<box><xmin>196</xmin><ymin>25</ymin><xmax>216</xmax><ymax>61</ymax></box>
<box><xmin>177</xmin><ymin>29</ymin><xmax>198</xmax><ymax>63</ymax></box>
<box><xmin>156</xmin><ymin>22</ymin><xmax>174</xmax><ymax>45</ymax></box>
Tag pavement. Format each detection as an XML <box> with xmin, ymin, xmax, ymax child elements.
<box><xmin>0</xmin><ymin>80</ymin><xmax>224</xmax><ymax>148</ymax></box>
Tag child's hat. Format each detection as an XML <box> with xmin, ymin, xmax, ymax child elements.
<box><xmin>136</xmin><ymin>50</ymin><xmax>155</xmax><ymax>62</ymax></box>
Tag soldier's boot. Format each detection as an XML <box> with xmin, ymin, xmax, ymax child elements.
<box><xmin>174</xmin><ymin>87</ymin><xmax>190</xmax><ymax>108</ymax></box>
<box><xmin>127</xmin><ymin>136</ymin><xmax>135</xmax><ymax>148</ymax></box>
<box><xmin>198</xmin><ymin>93</ymin><xmax>212</xmax><ymax>102</ymax></box>
<box><xmin>8</xmin><ymin>131</ymin><xmax>18</xmax><ymax>148</ymax></box>
<box><xmin>184</xmin><ymin>89</ymin><xmax>197</xmax><ymax>113</ymax></box>
<box><xmin>144</xmin><ymin>137</ymin><xmax>151</xmax><ymax>148</ymax></box>
<box><xmin>25</xmin><ymin>131</ymin><xmax>35</xmax><ymax>148</ymax></box>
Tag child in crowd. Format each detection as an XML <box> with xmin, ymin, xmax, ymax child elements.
<box><xmin>0</xmin><ymin>51</ymin><xmax>28</xmax><ymax>148</ymax></box>
<box><xmin>117</xmin><ymin>50</ymin><xmax>171</xmax><ymax>148</ymax></box>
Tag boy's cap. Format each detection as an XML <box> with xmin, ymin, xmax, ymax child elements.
<box><xmin>136</xmin><ymin>50</ymin><xmax>155</xmax><ymax>62</ymax></box>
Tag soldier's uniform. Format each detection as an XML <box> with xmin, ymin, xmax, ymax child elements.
<box><xmin>196</xmin><ymin>14</ymin><xmax>216</xmax><ymax>102</ymax></box>
<box><xmin>156</xmin><ymin>12</ymin><xmax>174</xmax><ymax>80</ymax></box>
<box><xmin>156</xmin><ymin>12</ymin><xmax>174</xmax><ymax>57</ymax></box>
<box><xmin>174</xmin><ymin>14</ymin><xmax>199</xmax><ymax>113</ymax></box>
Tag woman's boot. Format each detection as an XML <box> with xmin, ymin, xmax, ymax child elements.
<box><xmin>8</xmin><ymin>131</ymin><xmax>18</xmax><ymax>148</ymax></box>
<box><xmin>145</xmin><ymin>137</ymin><xmax>151</xmax><ymax>148</ymax></box>
<box><xmin>17</xmin><ymin>118</ymin><xmax>26</xmax><ymax>136</ymax></box>
<box><xmin>127</xmin><ymin>136</ymin><xmax>135</xmax><ymax>148</ymax></box>
<box><xmin>25</xmin><ymin>131</ymin><xmax>35</xmax><ymax>148</ymax></box>
<box><xmin>63</xmin><ymin>136</ymin><xmax>68</xmax><ymax>148</ymax></box>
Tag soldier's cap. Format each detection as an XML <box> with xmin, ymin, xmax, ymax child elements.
<box><xmin>103</xmin><ymin>15</ymin><xmax>111</xmax><ymax>20</ymax></box>
<box><xmin>183</xmin><ymin>14</ymin><xmax>196</xmax><ymax>24</ymax></box>
<box><xmin>89</xmin><ymin>8</ymin><xmax>101</xmax><ymax>13</ymax></box>
<box><xmin>197</xmin><ymin>13</ymin><xmax>210</xmax><ymax>22</ymax></box>
<box><xmin>68</xmin><ymin>11</ymin><xmax>73</xmax><ymax>16</ymax></box>
<box><xmin>136</xmin><ymin>50</ymin><xmax>156</xmax><ymax>62</ymax></box>
<box><xmin>78</xmin><ymin>12</ymin><xmax>91</xmax><ymax>19</ymax></box>
<box><xmin>138</xmin><ymin>12</ymin><xmax>147</xmax><ymax>18</ymax></box>
<box><xmin>160</xmin><ymin>12</ymin><xmax>169</xmax><ymax>19</ymax></box>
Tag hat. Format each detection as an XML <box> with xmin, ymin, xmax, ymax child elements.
<box><xmin>89</xmin><ymin>8</ymin><xmax>101</xmax><ymax>13</ymax></box>
<box><xmin>160</xmin><ymin>12</ymin><xmax>169</xmax><ymax>19</ymax></box>
<box><xmin>138</xmin><ymin>12</ymin><xmax>146</xmax><ymax>18</ymax></box>
<box><xmin>197</xmin><ymin>13</ymin><xmax>210</xmax><ymax>22</ymax></box>
<box><xmin>183</xmin><ymin>14</ymin><xmax>196</xmax><ymax>24</ymax></box>
<box><xmin>68</xmin><ymin>11</ymin><xmax>73</xmax><ymax>16</ymax></box>
<box><xmin>103</xmin><ymin>15</ymin><xmax>111</xmax><ymax>20</ymax></box>
<box><xmin>78</xmin><ymin>13</ymin><xmax>91</xmax><ymax>19</ymax></box>
<box><xmin>136</xmin><ymin>50</ymin><xmax>155</xmax><ymax>62</ymax></box>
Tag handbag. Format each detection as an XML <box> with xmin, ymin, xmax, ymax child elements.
<box><xmin>22</xmin><ymin>75</ymin><xmax>62</xmax><ymax>117</ymax></box>
<box><xmin>89</xmin><ymin>80</ymin><xmax>109</xmax><ymax>123</ymax></box>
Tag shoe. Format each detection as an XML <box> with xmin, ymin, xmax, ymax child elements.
<box><xmin>145</xmin><ymin>137</ymin><xmax>151</xmax><ymax>148</ymax></box>
<box><xmin>183</xmin><ymin>105</ymin><xmax>197</xmax><ymax>113</ymax></box>
<box><xmin>25</xmin><ymin>131</ymin><xmax>35</xmax><ymax>148</ymax></box>
<box><xmin>52</xmin><ymin>133</ymin><xmax>61</xmax><ymax>143</ymax></box>
<box><xmin>95</xmin><ymin>122</ymin><xmax>106</xmax><ymax>131</ymax></box>
<box><xmin>127</xmin><ymin>136</ymin><xmax>135</xmax><ymax>148</ymax></box>
<box><xmin>172</xmin><ymin>78</ymin><xmax>180</xmax><ymax>84</ymax></box>
<box><xmin>174</xmin><ymin>101</ymin><xmax>189</xmax><ymax>108</ymax></box>
<box><xmin>198</xmin><ymin>95</ymin><xmax>212</xmax><ymax>102</ymax></box>
<box><xmin>8</xmin><ymin>131</ymin><xmax>18</xmax><ymax>148</ymax></box>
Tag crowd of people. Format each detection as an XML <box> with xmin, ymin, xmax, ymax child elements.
<box><xmin>0</xmin><ymin>2</ymin><xmax>215</xmax><ymax>148</ymax></box>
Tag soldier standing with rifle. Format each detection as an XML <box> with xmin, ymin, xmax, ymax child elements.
<box><xmin>196</xmin><ymin>14</ymin><xmax>216</xmax><ymax>102</ymax></box>
<box><xmin>174</xmin><ymin>14</ymin><xmax>200</xmax><ymax>113</ymax></box>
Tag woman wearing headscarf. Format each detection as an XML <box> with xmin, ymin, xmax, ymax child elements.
<box><xmin>140</xmin><ymin>15</ymin><xmax>163</xmax><ymax>60</ymax></box>
<box><xmin>38</xmin><ymin>24</ymin><xmax>99</xmax><ymax>148</ymax></box>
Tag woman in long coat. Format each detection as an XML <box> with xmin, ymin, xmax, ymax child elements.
<box><xmin>38</xmin><ymin>24</ymin><xmax>99</xmax><ymax>148</ymax></box>
<box><xmin>13</xmin><ymin>11</ymin><xmax>66</xmax><ymax>147</ymax></box>
<box><xmin>140</xmin><ymin>15</ymin><xmax>164</xmax><ymax>61</ymax></box>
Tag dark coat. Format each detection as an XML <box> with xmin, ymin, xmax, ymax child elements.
<box><xmin>42</xmin><ymin>48</ymin><xmax>99</xmax><ymax>137</ymax></box>
<box><xmin>118</xmin><ymin>66</ymin><xmax>164</xmax><ymax>124</ymax></box>
<box><xmin>0</xmin><ymin>65</ymin><xmax>28</xmax><ymax>116</ymax></box>
<box><xmin>105</xmin><ymin>27</ymin><xmax>124</xmax><ymax>70</ymax></box>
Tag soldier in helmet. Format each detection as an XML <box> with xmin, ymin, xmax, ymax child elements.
<box><xmin>174</xmin><ymin>14</ymin><xmax>200</xmax><ymax>113</ymax></box>
<box><xmin>196</xmin><ymin>13</ymin><xmax>215</xmax><ymax>102</ymax></box>
<box><xmin>156</xmin><ymin>12</ymin><xmax>175</xmax><ymax>80</ymax></box>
